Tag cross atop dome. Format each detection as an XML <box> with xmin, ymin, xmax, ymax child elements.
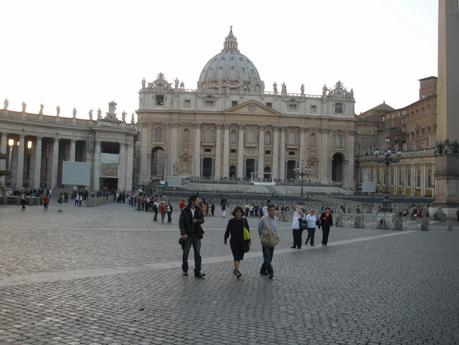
<box><xmin>223</xmin><ymin>26</ymin><xmax>239</xmax><ymax>52</ymax></box>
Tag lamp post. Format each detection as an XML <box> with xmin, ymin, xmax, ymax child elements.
<box><xmin>295</xmin><ymin>159</ymin><xmax>312</xmax><ymax>199</ymax></box>
<box><xmin>373</xmin><ymin>142</ymin><xmax>402</xmax><ymax>213</ymax></box>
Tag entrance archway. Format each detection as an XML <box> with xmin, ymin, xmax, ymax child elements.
<box><xmin>286</xmin><ymin>160</ymin><xmax>297</xmax><ymax>180</ymax></box>
<box><xmin>229</xmin><ymin>165</ymin><xmax>236</xmax><ymax>178</ymax></box>
<box><xmin>332</xmin><ymin>152</ymin><xmax>345</xmax><ymax>183</ymax></box>
<box><xmin>264</xmin><ymin>167</ymin><xmax>271</xmax><ymax>181</ymax></box>
<box><xmin>245</xmin><ymin>159</ymin><xmax>255</xmax><ymax>179</ymax></box>
<box><xmin>151</xmin><ymin>146</ymin><xmax>166</xmax><ymax>178</ymax></box>
<box><xmin>202</xmin><ymin>158</ymin><xmax>213</xmax><ymax>178</ymax></box>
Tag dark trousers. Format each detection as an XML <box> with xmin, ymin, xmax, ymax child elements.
<box><xmin>321</xmin><ymin>225</ymin><xmax>331</xmax><ymax>245</ymax></box>
<box><xmin>182</xmin><ymin>237</ymin><xmax>202</xmax><ymax>274</ymax></box>
<box><xmin>292</xmin><ymin>229</ymin><xmax>303</xmax><ymax>248</ymax></box>
<box><xmin>260</xmin><ymin>246</ymin><xmax>274</xmax><ymax>274</ymax></box>
<box><xmin>153</xmin><ymin>211</ymin><xmax>158</xmax><ymax>221</ymax></box>
<box><xmin>167</xmin><ymin>212</ymin><xmax>172</xmax><ymax>223</ymax></box>
<box><xmin>305</xmin><ymin>228</ymin><xmax>315</xmax><ymax>246</ymax></box>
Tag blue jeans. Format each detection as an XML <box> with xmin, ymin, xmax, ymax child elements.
<box><xmin>182</xmin><ymin>237</ymin><xmax>202</xmax><ymax>274</ymax></box>
<box><xmin>261</xmin><ymin>245</ymin><xmax>274</xmax><ymax>274</ymax></box>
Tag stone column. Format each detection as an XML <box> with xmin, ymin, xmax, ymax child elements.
<box><xmin>272</xmin><ymin>126</ymin><xmax>279</xmax><ymax>179</ymax></box>
<box><xmin>258</xmin><ymin>126</ymin><xmax>264</xmax><ymax>176</ymax></box>
<box><xmin>69</xmin><ymin>139</ymin><xmax>76</xmax><ymax>162</ymax></box>
<box><xmin>50</xmin><ymin>138</ymin><xmax>59</xmax><ymax>189</ymax></box>
<box><xmin>0</xmin><ymin>133</ymin><xmax>6</xmax><ymax>186</ymax></box>
<box><xmin>93</xmin><ymin>141</ymin><xmax>100</xmax><ymax>191</ymax></box>
<box><xmin>237</xmin><ymin>125</ymin><xmax>244</xmax><ymax>179</ymax></box>
<box><xmin>299</xmin><ymin>128</ymin><xmax>305</xmax><ymax>164</ymax></box>
<box><xmin>214</xmin><ymin>125</ymin><xmax>222</xmax><ymax>179</ymax></box>
<box><xmin>421</xmin><ymin>164</ymin><xmax>427</xmax><ymax>197</ymax></box>
<box><xmin>33</xmin><ymin>137</ymin><xmax>42</xmax><ymax>189</ymax></box>
<box><xmin>319</xmin><ymin>129</ymin><xmax>329</xmax><ymax>184</ymax></box>
<box><xmin>279</xmin><ymin>127</ymin><xmax>286</xmax><ymax>181</ymax></box>
<box><xmin>345</xmin><ymin>130</ymin><xmax>355</xmax><ymax>189</ymax></box>
<box><xmin>411</xmin><ymin>164</ymin><xmax>416</xmax><ymax>195</ymax></box>
<box><xmin>170</xmin><ymin>125</ymin><xmax>178</xmax><ymax>176</ymax></box>
<box><xmin>126</xmin><ymin>144</ymin><xmax>134</xmax><ymax>192</ymax></box>
<box><xmin>222</xmin><ymin>125</ymin><xmax>230</xmax><ymax>178</ymax></box>
<box><xmin>139</xmin><ymin>124</ymin><xmax>151</xmax><ymax>183</ymax></box>
<box><xmin>118</xmin><ymin>143</ymin><xmax>126</xmax><ymax>191</ymax></box>
<box><xmin>193</xmin><ymin>124</ymin><xmax>201</xmax><ymax>177</ymax></box>
<box><xmin>15</xmin><ymin>135</ymin><xmax>25</xmax><ymax>190</ymax></box>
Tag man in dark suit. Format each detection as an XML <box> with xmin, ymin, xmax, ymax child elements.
<box><xmin>179</xmin><ymin>194</ymin><xmax>206</xmax><ymax>278</ymax></box>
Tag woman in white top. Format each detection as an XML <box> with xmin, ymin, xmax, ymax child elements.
<box><xmin>291</xmin><ymin>207</ymin><xmax>305</xmax><ymax>249</ymax></box>
<box><xmin>305</xmin><ymin>209</ymin><xmax>317</xmax><ymax>247</ymax></box>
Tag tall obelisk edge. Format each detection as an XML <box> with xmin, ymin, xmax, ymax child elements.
<box><xmin>433</xmin><ymin>0</ymin><xmax>459</xmax><ymax>217</ymax></box>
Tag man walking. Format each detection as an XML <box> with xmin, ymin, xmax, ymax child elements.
<box><xmin>179</xmin><ymin>194</ymin><xmax>206</xmax><ymax>279</ymax></box>
<box><xmin>258</xmin><ymin>204</ymin><xmax>279</xmax><ymax>279</ymax></box>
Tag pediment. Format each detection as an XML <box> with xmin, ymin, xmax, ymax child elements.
<box><xmin>224</xmin><ymin>100</ymin><xmax>281</xmax><ymax>116</ymax></box>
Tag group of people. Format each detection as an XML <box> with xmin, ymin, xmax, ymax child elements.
<box><xmin>291</xmin><ymin>207</ymin><xmax>333</xmax><ymax>249</ymax></box>
<box><xmin>178</xmin><ymin>194</ymin><xmax>332</xmax><ymax>280</ymax></box>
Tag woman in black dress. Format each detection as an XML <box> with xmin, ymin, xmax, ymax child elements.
<box><xmin>224</xmin><ymin>206</ymin><xmax>250</xmax><ymax>278</ymax></box>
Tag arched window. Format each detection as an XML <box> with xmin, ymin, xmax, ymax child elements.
<box><xmin>264</xmin><ymin>131</ymin><xmax>272</xmax><ymax>145</ymax></box>
<box><xmin>335</xmin><ymin>132</ymin><xmax>343</xmax><ymax>148</ymax></box>
<box><xmin>155</xmin><ymin>127</ymin><xmax>162</xmax><ymax>141</ymax></box>
<box><xmin>183</xmin><ymin>128</ymin><xmax>190</xmax><ymax>143</ymax></box>
<box><xmin>230</xmin><ymin>130</ymin><xmax>237</xmax><ymax>144</ymax></box>
<box><xmin>287</xmin><ymin>130</ymin><xmax>295</xmax><ymax>145</ymax></box>
<box><xmin>246</xmin><ymin>127</ymin><xmax>256</xmax><ymax>145</ymax></box>
<box><xmin>309</xmin><ymin>133</ymin><xmax>317</xmax><ymax>147</ymax></box>
<box><xmin>204</xmin><ymin>128</ymin><xmax>213</xmax><ymax>143</ymax></box>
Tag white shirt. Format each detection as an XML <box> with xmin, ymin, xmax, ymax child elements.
<box><xmin>305</xmin><ymin>214</ymin><xmax>317</xmax><ymax>229</ymax></box>
<box><xmin>291</xmin><ymin>211</ymin><xmax>303</xmax><ymax>230</ymax></box>
<box><xmin>190</xmin><ymin>207</ymin><xmax>195</xmax><ymax>218</ymax></box>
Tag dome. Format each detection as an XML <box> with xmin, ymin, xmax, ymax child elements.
<box><xmin>198</xmin><ymin>27</ymin><xmax>264</xmax><ymax>93</ymax></box>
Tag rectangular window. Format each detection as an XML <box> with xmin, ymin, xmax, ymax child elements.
<box><xmin>288</xmin><ymin>104</ymin><xmax>298</xmax><ymax>111</ymax></box>
<box><xmin>155</xmin><ymin>95</ymin><xmax>165</xmax><ymax>105</ymax></box>
<box><xmin>310</xmin><ymin>105</ymin><xmax>317</xmax><ymax>113</ymax></box>
<box><xmin>184</xmin><ymin>99</ymin><xmax>191</xmax><ymax>107</ymax></box>
<box><xmin>232</xmin><ymin>101</ymin><xmax>238</xmax><ymax>107</ymax></box>
<box><xmin>265</xmin><ymin>150</ymin><xmax>271</xmax><ymax>155</ymax></box>
<box><xmin>230</xmin><ymin>149</ymin><xmax>237</xmax><ymax>153</ymax></box>
<box><xmin>204</xmin><ymin>148</ymin><xmax>211</xmax><ymax>153</ymax></box>
<box><xmin>335</xmin><ymin>103</ymin><xmax>343</xmax><ymax>113</ymax></box>
<box><xmin>204</xmin><ymin>100</ymin><xmax>215</xmax><ymax>107</ymax></box>
<box><xmin>288</xmin><ymin>151</ymin><xmax>295</xmax><ymax>156</ymax></box>
<box><xmin>266</xmin><ymin>102</ymin><xmax>272</xmax><ymax>108</ymax></box>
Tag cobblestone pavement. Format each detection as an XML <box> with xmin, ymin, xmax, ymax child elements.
<box><xmin>0</xmin><ymin>203</ymin><xmax>458</xmax><ymax>344</ymax></box>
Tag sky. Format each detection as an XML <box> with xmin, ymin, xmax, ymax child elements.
<box><xmin>0</xmin><ymin>0</ymin><xmax>438</xmax><ymax>119</ymax></box>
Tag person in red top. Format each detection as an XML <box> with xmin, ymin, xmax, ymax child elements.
<box><xmin>42</xmin><ymin>194</ymin><xmax>49</xmax><ymax>212</ymax></box>
<box><xmin>159</xmin><ymin>202</ymin><xmax>166</xmax><ymax>223</ymax></box>
<box><xmin>318</xmin><ymin>207</ymin><xmax>333</xmax><ymax>246</ymax></box>
<box><xmin>179</xmin><ymin>199</ymin><xmax>186</xmax><ymax>211</ymax></box>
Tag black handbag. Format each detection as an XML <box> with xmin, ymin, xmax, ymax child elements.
<box><xmin>242</xmin><ymin>240</ymin><xmax>251</xmax><ymax>253</ymax></box>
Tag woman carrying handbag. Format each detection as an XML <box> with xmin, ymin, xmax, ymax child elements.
<box><xmin>224</xmin><ymin>206</ymin><xmax>251</xmax><ymax>279</ymax></box>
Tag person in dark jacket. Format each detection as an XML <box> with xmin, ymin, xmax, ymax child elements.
<box><xmin>224</xmin><ymin>206</ymin><xmax>250</xmax><ymax>279</ymax></box>
<box><xmin>179</xmin><ymin>194</ymin><xmax>206</xmax><ymax>278</ymax></box>
<box><xmin>318</xmin><ymin>207</ymin><xmax>333</xmax><ymax>246</ymax></box>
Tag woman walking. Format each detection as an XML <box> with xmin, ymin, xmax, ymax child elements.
<box><xmin>305</xmin><ymin>209</ymin><xmax>317</xmax><ymax>247</ymax></box>
<box><xmin>224</xmin><ymin>206</ymin><xmax>250</xmax><ymax>279</ymax></box>
<box><xmin>42</xmin><ymin>194</ymin><xmax>49</xmax><ymax>212</ymax></box>
<box><xmin>319</xmin><ymin>207</ymin><xmax>333</xmax><ymax>246</ymax></box>
<box><xmin>291</xmin><ymin>207</ymin><xmax>305</xmax><ymax>249</ymax></box>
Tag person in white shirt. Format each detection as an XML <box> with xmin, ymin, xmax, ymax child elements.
<box><xmin>305</xmin><ymin>209</ymin><xmax>318</xmax><ymax>247</ymax></box>
<box><xmin>291</xmin><ymin>207</ymin><xmax>305</xmax><ymax>249</ymax></box>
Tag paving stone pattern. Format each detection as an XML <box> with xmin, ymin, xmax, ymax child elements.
<box><xmin>0</xmin><ymin>203</ymin><xmax>458</xmax><ymax>344</ymax></box>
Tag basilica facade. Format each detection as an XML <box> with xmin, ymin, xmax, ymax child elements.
<box><xmin>137</xmin><ymin>28</ymin><xmax>357</xmax><ymax>187</ymax></box>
